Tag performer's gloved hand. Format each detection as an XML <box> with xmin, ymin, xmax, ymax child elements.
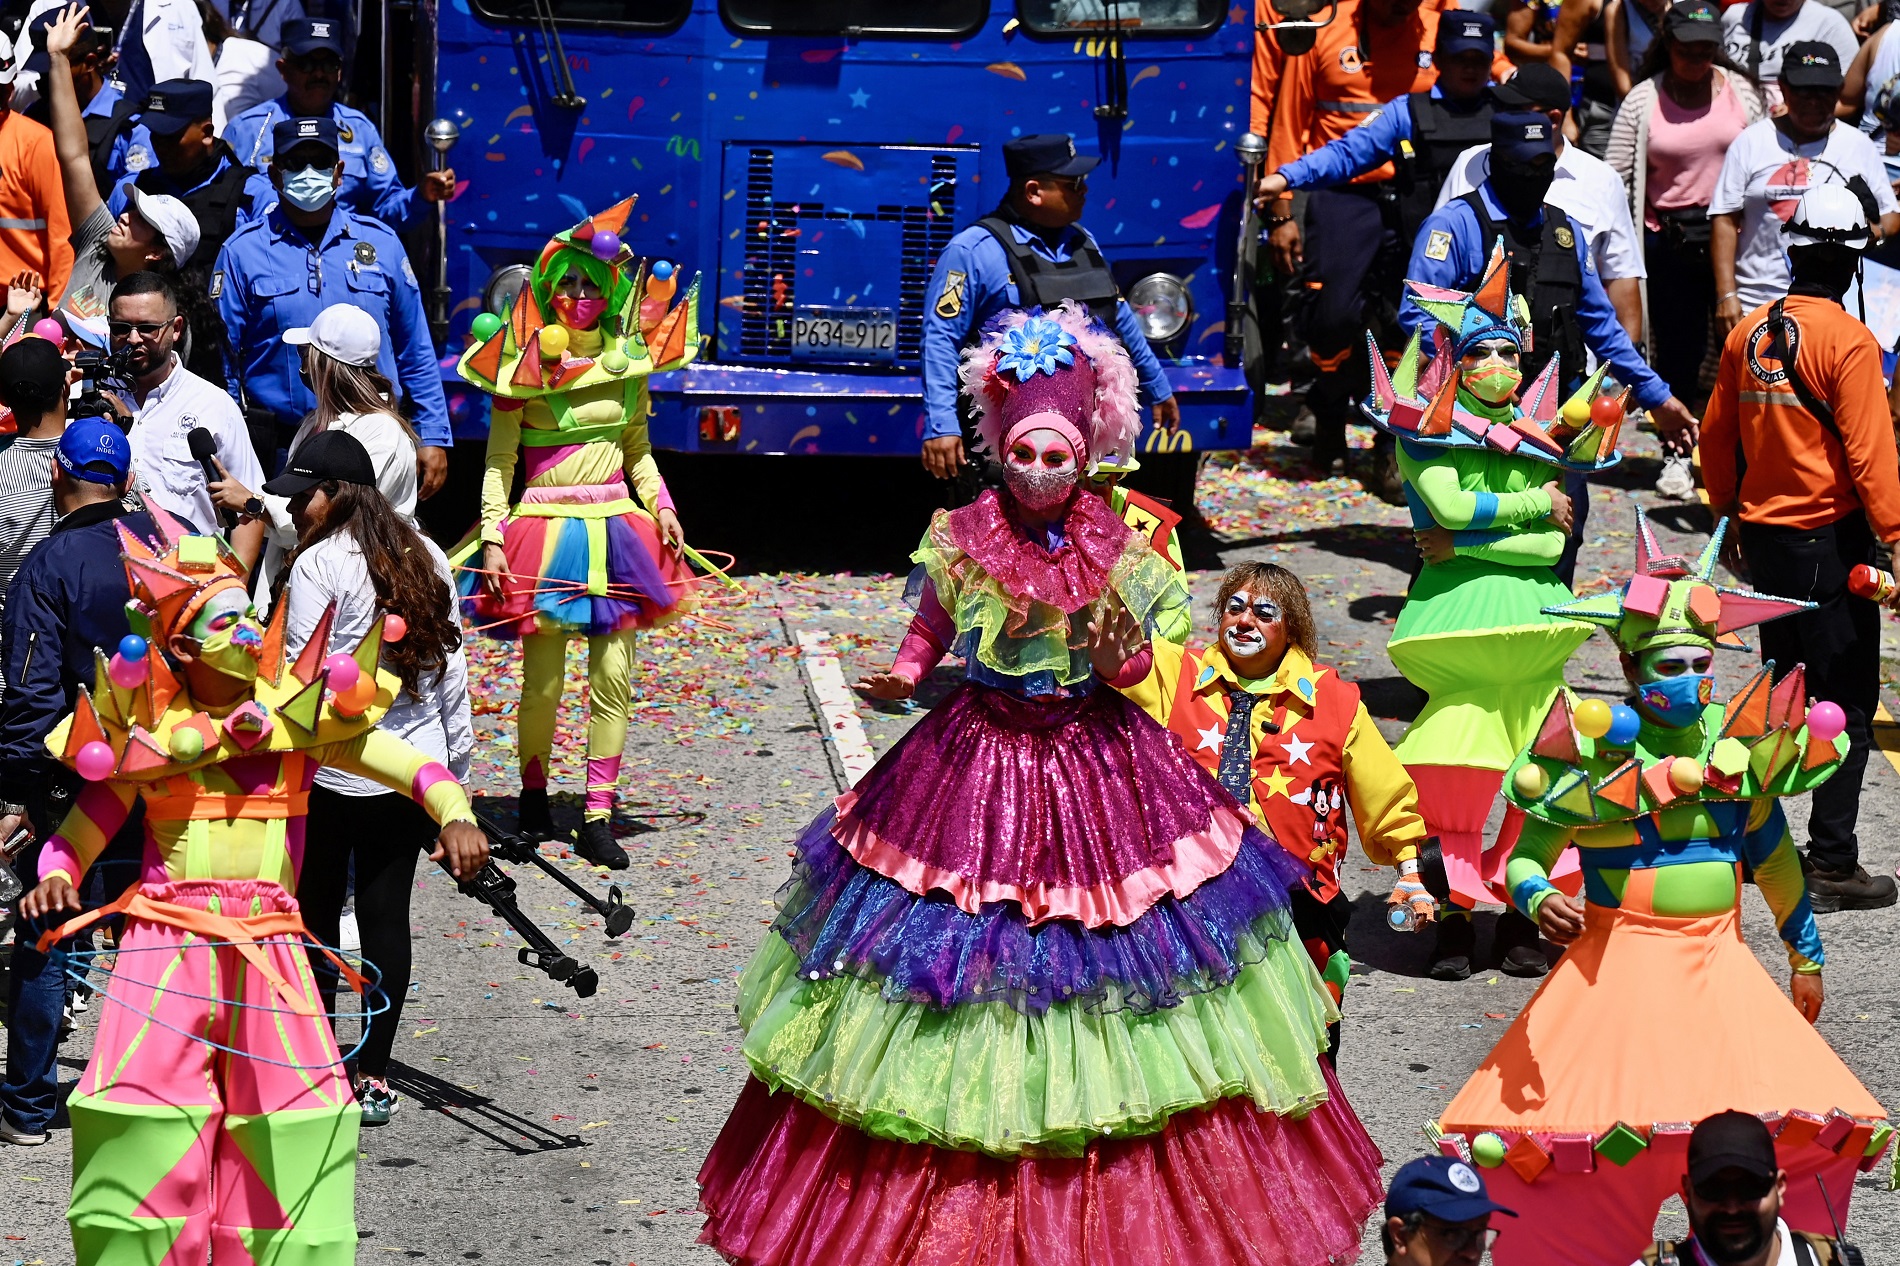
<box><xmin>432</xmin><ymin>821</ymin><xmax>490</xmax><ymax>881</ymax></box>
<box><xmin>1385</xmin><ymin>877</ymin><xmax>1436</xmax><ymax>932</ymax></box>
<box><xmin>19</xmin><ymin>874</ymin><xmax>80</xmax><ymax>922</ymax></box>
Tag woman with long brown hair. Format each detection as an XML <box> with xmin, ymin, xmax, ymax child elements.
<box><xmin>266</xmin><ymin>429</ymin><xmax>470</xmax><ymax>1125</ymax></box>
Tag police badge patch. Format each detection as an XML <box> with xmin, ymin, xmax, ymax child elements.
<box><xmin>1424</xmin><ymin>230</ymin><xmax>1452</xmax><ymax>261</ymax></box>
<box><xmin>1554</xmin><ymin>225</ymin><xmax>1575</xmax><ymax>249</ymax></box>
<box><xmin>355</xmin><ymin>241</ymin><xmax>378</xmax><ymax>266</ymax></box>
<box><xmin>935</xmin><ymin>270</ymin><xmax>967</xmax><ymax>319</ymax></box>
<box><xmin>402</xmin><ymin>256</ymin><xmax>417</xmax><ymax>286</ymax></box>
<box><xmin>371</xmin><ymin>147</ymin><xmax>390</xmax><ymax>174</ymax></box>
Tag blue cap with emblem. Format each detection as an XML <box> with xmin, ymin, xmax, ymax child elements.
<box><xmin>1435</xmin><ymin>10</ymin><xmax>1495</xmax><ymax>58</ymax></box>
<box><xmin>282</xmin><ymin>17</ymin><xmax>345</xmax><ymax>56</ymax></box>
<box><xmin>137</xmin><ymin>79</ymin><xmax>213</xmax><ymax>135</ymax></box>
<box><xmin>1386</xmin><ymin>1155</ymin><xmax>1519</xmax><ymax>1221</ymax></box>
<box><xmin>1003</xmin><ymin>134</ymin><xmax>1101</xmax><ymax>183</ymax></box>
<box><xmin>272</xmin><ymin>116</ymin><xmax>341</xmax><ymax>160</ymax></box>
<box><xmin>56</xmin><ymin>418</ymin><xmax>132</xmax><ymax>486</ymax></box>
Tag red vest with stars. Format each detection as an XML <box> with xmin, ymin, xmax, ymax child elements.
<box><xmin>1164</xmin><ymin>651</ymin><xmax>1361</xmax><ymax>904</ymax></box>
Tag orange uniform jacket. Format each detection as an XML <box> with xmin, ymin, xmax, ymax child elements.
<box><xmin>0</xmin><ymin>112</ymin><xmax>71</xmax><ymax>307</ymax></box>
<box><xmin>1701</xmin><ymin>294</ymin><xmax>1900</xmax><ymax>542</ymax></box>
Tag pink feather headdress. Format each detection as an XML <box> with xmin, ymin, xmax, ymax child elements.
<box><xmin>957</xmin><ymin>301</ymin><xmax>1140</xmax><ymax>466</ymax></box>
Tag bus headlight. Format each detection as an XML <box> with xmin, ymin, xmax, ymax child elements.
<box><xmin>1127</xmin><ymin>273</ymin><xmax>1193</xmax><ymax>344</ymax></box>
<box><xmin>482</xmin><ymin>263</ymin><xmax>534</xmax><ymax>317</ymax></box>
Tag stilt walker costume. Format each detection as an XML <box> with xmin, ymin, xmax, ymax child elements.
<box><xmin>27</xmin><ymin>514</ymin><xmax>479</xmax><ymax>1264</ymax></box>
<box><xmin>1363</xmin><ymin>243</ymin><xmax>1629</xmax><ymax>956</ymax></box>
<box><xmin>698</xmin><ymin>304</ymin><xmax>1385</xmax><ymax>1266</ymax></box>
<box><xmin>453</xmin><ymin>196</ymin><xmax>700</xmax><ymax>856</ymax></box>
<box><xmin>1432</xmin><ymin>511</ymin><xmax>1890</xmax><ymax>1266</ymax></box>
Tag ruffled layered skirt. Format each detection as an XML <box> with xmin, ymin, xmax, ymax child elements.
<box><xmin>699</xmin><ymin>684</ymin><xmax>1383</xmax><ymax>1266</ymax></box>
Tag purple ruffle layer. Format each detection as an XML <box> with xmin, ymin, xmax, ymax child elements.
<box><xmin>774</xmin><ymin>808</ymin><xmax>1309</xmax><ymax>1015</ymax></box>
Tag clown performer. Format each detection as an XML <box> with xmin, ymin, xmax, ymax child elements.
<box><xmin>697</xmin><ymin>304</ymin><xmax>1384</xmax><ymax>1266</ymax></box>
<box><xmin>453</xmin><ymin>196</ymin><xmax>701</xmax><ymax>870</ymax></box>
<box><xmin>15</xmin><ymin>514</ymin><xmax>486</xmax><ymax>1264</ymax></box>
<box><xmin>1362</xmin><ymin>242</ymin><xmax>1635</xmax><ymax>982</ymax></box>
<box><xmin>1118</xmin><ymin>560</ymin><xmax>1432</xmax><ymax>1057</ymax></box>
<box><xmin>1431</xmin><ymin>510</ymin><xmax>1890</xmax><ymax>1266</ymax></box>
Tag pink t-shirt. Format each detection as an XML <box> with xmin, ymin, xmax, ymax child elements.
<box><xmin>1644</xmin><ymin>74</ymin><xmax>1750</xmax><ymax>230</ymax></box>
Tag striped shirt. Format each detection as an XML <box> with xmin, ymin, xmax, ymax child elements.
<box><xmin>0</xmin><ymin>434</ymin><xmax>60</xmax><ymax>699</ymax></box>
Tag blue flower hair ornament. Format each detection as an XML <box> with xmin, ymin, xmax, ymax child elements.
<box><xmin>994</xmin><ymin>316</ymin><xmax>1078</xmax><ymax>381</ymax></box>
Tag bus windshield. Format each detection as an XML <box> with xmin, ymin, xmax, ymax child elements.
<box><xmin>719</xmin><ymin>0</ymin><xmax>987</xmax><ymax>36</ymax></box>
<box><xmin>1017</xmin><ymin>0</ymin><xmax>1224</xmax><ymax>34</ymax></box>
<box><xmin>470</xmin><ymin>0</ymin><xmax>689</xmax><ymax>27</ymax></box>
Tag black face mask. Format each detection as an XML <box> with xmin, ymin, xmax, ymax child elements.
<box><xmin>1491</xmin><ymin>156</ymin><xmax>1556</xmax><ymax>223</ymax></box>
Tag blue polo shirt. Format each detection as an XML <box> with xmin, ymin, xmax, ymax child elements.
<box><xmin>212</xmin><ymin>204</ymin><xmax>450</xmax><ymax>446</ymax></box>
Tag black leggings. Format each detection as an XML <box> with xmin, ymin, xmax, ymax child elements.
<box><xmin>299</xmin><ymin>785</ymin><xmax>436</xmax><ymax>1078</ymax></box>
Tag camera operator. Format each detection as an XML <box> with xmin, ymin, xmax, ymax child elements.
<box><xmin>109</xmin><ymin>271</ymin><xmax>265</xmax><ymax>567</ymax></box>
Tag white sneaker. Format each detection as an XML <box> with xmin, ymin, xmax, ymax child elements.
<box><xmin>0</xmin><ymin>1116</ymin><xmax>49</xmax><ymax>1145</ymax></box>
<box><xmin>1655</xmin><ymin>454</ymin><xmax>1696</xmax><ymax>500</ymax></box>
<box><xmin>338</xmin><ymin>910</ymin><xmax>361</xmax><ymax>954</ymax></box>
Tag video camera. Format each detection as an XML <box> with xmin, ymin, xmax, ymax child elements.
<box><xmin>70</xmin><ymin>346</ymin><xmax>136</xmax><ymax>425</ymax></box>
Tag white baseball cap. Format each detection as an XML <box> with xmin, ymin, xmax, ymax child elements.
<box><xmin>126</xmin><ymin>188</ymin><xmax>200</xmax><ymax>267</ymax></box>
<box><xmin>282</xmin><ymin>303</ymin><xmax>382</xmax><ymax>367</ymax></box>
<box><xmin>0</xmin><ymin>31</ymin><xmax>19</xmax><ymax>86</ymax></box>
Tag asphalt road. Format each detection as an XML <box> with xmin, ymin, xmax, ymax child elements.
<box><xmin>4</xmin><ymin>428</ymin><xmax>1898</xmax><ymax>1264</ymax></box>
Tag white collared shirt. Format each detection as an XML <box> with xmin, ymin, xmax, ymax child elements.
<box><xmin>126</xmin><ymin>354</ymin><xmax>268</xmax><ymax>534</ymax></box>
<box><xmin>1628</xmin><ymin>1220</ymin><xmax>1801</xmax><ymax>1266</ymax></box>
<box><xmin>1435</xmin><ymin>142</ymin><xmax>1648</xmax><ymax>282</ymax></box>
<box><xmin>256</xmin><ymin>408</ymin><xmax>418</xmax><ymax>596</ymax></box>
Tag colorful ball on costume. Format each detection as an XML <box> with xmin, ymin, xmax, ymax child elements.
<box><xmin>333</xmin><ymin>674</ymin><xmax>376</xmax><ymax>717</ymax></box>
<box><xmin>470</xmin><ymin>312</ymin><xmax>503</xmax><ymax>342</ymax></box>
<box><xmin>1605</xmin><ymin>704</ymin><xmax>1642</xmax><ymax>747</ymax></box>
<box><xmin>1590</xmin><ymin>394</ymin><xmax>1624</xmax><ymax>427</ymax></box>
<box><xmin>323</xmin><ymin>653</ymin><xmax>361</xmax><ymax>693</ymax></box>
<box><xmin>76</xmin><ymin>741</ymin><xmax>115</xmax><ymax>781</ymax></box>
<box><xmin>118</xmin><ymin>635</ymin><xmax>147</xmax><ymax>662</ymax></box>
<box><xmin>600</xmin><ymin>347</ymin><xmax>629</xmax><ymax>374</ymax></box>
<box><xmin>651</xmin><ymin>260</ymin><xmax>674</xmax><ymax>280</ymax></box>
<box><xmin>1574</xmin><ymin>698</ymin><xmax>1613</xmax><ymax>739</ymax></box>
<box><xmin>1668</xmin><ymin>758</ymin><xmax>1704</xmax><ymax>794</ymax></box>
<box><xmin>169</xmin><ymin>726</ymin><xmax>204</xmax><ymax>762</ymax></box>
<box><xmin>1471</xmin><ymin>1132</ymin><xmax>1507</xmax><ymax>1168</ymax></box>
<box><xmin>539</xmin><ymin>325</ymin><xmax>570</xmax><ymax>358</ymax></box>
<box><xmin>1512</xmin><ymin>763</ymin><xmax>1549</xmax><ymax>799</ymax></box>
<box><xmin>108</xmin><ymin>654</ymin><xmax>143</xmax><ymax>689</ymax></box>
<box><xmin>383</xmin><ymin>614</ymin><xmax>407</xmax><ymax>644</ymax></box>
<box><xmin>590</xmin><ymin>231</ymin><xmax>621</xmax><ymax>261</ymax></box>
<box><xmin>32</xmin><ymin>318</ymin><xmax>63</xmax><ymax>344</ymax></box>
<box><xmin>1808</xmin><ymin>701</ymin><xmax>1847</xmax><ymax>743</ymax></box>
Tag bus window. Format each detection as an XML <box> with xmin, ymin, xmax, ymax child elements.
<box><xmin>719</xmin><ymin>0</ymin><xmax>987</xmax><ymax>37</ymax></box>
<box><xmin>1016</xmin><ymin>0</ymin><xmax>1223</xmax><ymax>34</ymax></box>
<box><xmin>470</xmin><ymin>0</ymin><xmax>689</xmax><ymax>28</ymax></box>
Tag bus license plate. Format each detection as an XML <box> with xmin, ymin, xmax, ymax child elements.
<box><xmin>792</xmin><ymin>307</ymin><xmax>896</xmax><ymax>363</ymax></box>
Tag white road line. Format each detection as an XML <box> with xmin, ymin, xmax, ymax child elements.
<box><xmin>792</xmin><ymin>628</ymin><xmax>878</xmax><ymax>789</ymax></box>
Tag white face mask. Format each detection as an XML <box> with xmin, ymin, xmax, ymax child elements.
<box><xmin>280</xmin><ymin>164</ymin><xmax>338</xmax><ymax>212</ymax></box>
<box><xmin>1000</xmin><ymin>426</ymin><xmax>1078</xmax><ymax>510</ymax></box>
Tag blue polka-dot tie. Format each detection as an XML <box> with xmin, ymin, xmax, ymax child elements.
<box><xmin>1216</xmin><ymin>690</ymin><xmax>1257</xmax><ymax>805</ymax></box>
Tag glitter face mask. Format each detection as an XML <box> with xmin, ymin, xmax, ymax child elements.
<box><xmin>1001</xmin><ymin>427</ymin><xmax>1079</xmax><ymax>511</ymax></box>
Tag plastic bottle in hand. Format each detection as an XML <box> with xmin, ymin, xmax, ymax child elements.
<box><xmin>1848</xmin><ymin>564</ymin><xmax>1897</xmax><ymax>604</ymax></box>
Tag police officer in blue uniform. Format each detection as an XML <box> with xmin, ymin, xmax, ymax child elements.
<box><xmin>213</xmin><ymin>117</ymin><xmax>452</xmax><ymax>497</ymax></box>
<box><xmin>105</xmin><ymin>79</ymin><xmax>274</xmax><ymax>270</ymax></box>
<box><xmin>222</xmin><ymin>18</ymin><xmax>455</xmax><ymax>234</ymax></box>
<box><xmin>1401</xmin><ymin>113</ymin><xmax>1698</xmax><ymax>584</ymax></box>
<box><xmin>919</xmin><ymin>133</ymin><xmax>1178</xmax><ymax>503</ymax></box>
<box><xmin>19</xmin><ymin>8</ymin><xmax>147</xmax><ymax>197</ymax></box>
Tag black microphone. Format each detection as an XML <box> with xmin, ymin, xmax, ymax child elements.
<box><xmin>187</xmin><ymin>427</ymin><xmax>237</xmax><ymax>532</ymax></box>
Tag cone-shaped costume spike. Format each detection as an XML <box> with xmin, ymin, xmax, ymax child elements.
<box><xmin>256</xmin><ymin>595</ymin><xmax>289</xmax><ymax>686</ymax></box>
<box><xmin>1366</xmin><ymin>332</ymin><xmax>1397</xmax><ymax>412</ymax></box>
<box><xmin>1521</xmin><ymin>356</ymin><xmax>1563</xmax><ymax>423</ymax></box>
<box><xmin>1693</xmin><ymin>520</ymin><xmax>1728</xmax><ymax>581</ymax></box>
<box><xmin>1472</xmin><ymin>239</ymin><xmax>1511</xmax><ymax>320</ymax></box>
<box><xmin>290</xmin><ymin>604</ymin><xmax>336</xmax><ymax>687</ymax></box>
<box><xmin>352</xmin><ymin>616</ymin><xmax>385</xmax><ymax>678</ymax></box>
<box><xmin>465</xmin><ymin>324</ymin><xmax>508</xmax><ymax>385</ymax></box>
<box><xmin>1390</xmin><ymin>329</ymin><xmax>1423</xmax><ymax>401</ymax></box>
<box><xmin>1418</xmin><ymin>370</ymin><xmax>1459</xmax><ymax>437</ymax></box>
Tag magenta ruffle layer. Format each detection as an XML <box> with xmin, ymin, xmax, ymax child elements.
<box><xmin>697</xmin><ymin>1071</ymin><xmax>1383</xmax><ymax>1266</ymax></box>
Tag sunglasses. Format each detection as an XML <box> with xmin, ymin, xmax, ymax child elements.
<box><xmin>286</xmin><ymin>54</ymin><xmax>342</xmax><ymax>74</ymax></box>
<box><xmin>1043</xmin><ymin>175</ymin><xmax>1088</xmax><ymax>193</ymax></box>
<box><xmin>1426</xmin><ymin>1224</ymin><xmax>1501</xmax><ymax>1254</ymax></box>
<box><xmin>1691</xmin><ymin>1172</ymin><xmax>1775</xmax><ymax>1204</ymax></box>
<box><xmin>109</xmin><ymin>319</ymin><xmax>171</xmax><ymax>338</ymax></box>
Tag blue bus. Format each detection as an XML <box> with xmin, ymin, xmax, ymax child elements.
<box><xmin>422</xmin><ymin>0</ymin><xmax>1261</xmax><ymax>459</ymax></box>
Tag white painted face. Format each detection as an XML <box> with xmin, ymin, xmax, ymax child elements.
<box><xmin>1000</xmin><ymin>425</ymin><xmax>1079</xmax><ymax>510</ymax></box>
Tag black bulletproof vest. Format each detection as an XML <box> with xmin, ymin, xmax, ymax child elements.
<box><xmin>1458</xmin><ymin>190</ymin><xmax>1586</xmax><ymax>385</ymax></box>
<box><xmin>975</xmin><ymin>212</ymin><xmax>1122</xmax><ymax>328</ymax></box>
<box><xmin>136</xmin><ymin>143</ymin><xmax>255</xmax><ymax>272</ymax></box>
<box><xmin>1395</xmin><ymin>92</ymin><xmax>1494</xmax><ymax>241</ymax></box>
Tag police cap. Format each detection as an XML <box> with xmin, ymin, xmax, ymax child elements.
<box><xmin>1003</xmin><ymin>134</ymin><xmax>1101</xmax><ymax>183</ymax></box>
<box><xmin>272</xmin><ymin>116</ymin><xmax>342</xmax><ymax>162</ymax></box>
<box><xmin>137</xmin><ymin>79</ymin><xmax>214</xmax><ymax>136</ymax></box>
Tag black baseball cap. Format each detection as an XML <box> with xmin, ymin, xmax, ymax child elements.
<box><xmin>272</xmin><ymin>116</ymin><xmax>341</xmax><ymax>162</ymax></box>
<box><xmin>1492</xmin><ymin>63</ymin><xmax>1573</xmax><ymax>112</ymax></box>
<box><xmin>1663</xmin><ymin>0</ymin><xmax>1723</xmax><ymax>44</ymax></box>
<box><xmin>263</xmin><ymin>429</ymin><xmax>377</xmax><ymax>496</ymax></box>
<box><xmin>137</xmin><ymin>79</ymin><xmax>214</xmax><ymax>136</ymax></box>
<box><xmin>1437</xmin><ymin>10</ymin><xmax>1496</xmax><ymax>59</ymax></box>
<box><xmin>0</xmin><ymin>336</ymin><xmax>68</xmax><ymax>413</ymax></box>
<box><xmin>281</xmin><ymin>17</ymin><xmax>345</xmax><ymax>57</ymax></box>
<box><xmin>1687</xmin><ymin>1111</ymin><xmax>1780</xmax><ymax>1192</ymax></box>
<box><xmin>1385</xmin><ymin>1155</ymin><xmax>1519</xmax><ymax>1221</ymax></box>
<box><xmin>1781</xmin><ymin>40</ymin><xmax>1845</xmax><ymax>89</ymax></box>
<box><xmin>23</xmin><ymin>8</ymin><xmax>108</xmax><ymax>76</ymax></box>
<box><xmin>1003</xmin><ymin>133</ymin><xmax>1101</xmax><ymax>182</ymax></box>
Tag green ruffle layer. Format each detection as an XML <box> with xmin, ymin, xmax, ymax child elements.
<box><xmin>736</xmin><ymin>931</ymin><xmax>1338</xmax><ymax>1159</ymax></box>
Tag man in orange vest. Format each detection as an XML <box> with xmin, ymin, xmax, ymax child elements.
<box><xmin>1702</xmin><ymin>185</ymin><xmax>1900</xmax><ymax>914</ymax></box>
<box><xmin>0</xmin><ymin>28</ymin><xmax>72</xmax><ymax>306</ymax></box>
<box><xmin>1119</xmin><ymin>561</ymin><xmax>1433</xmax><ymax>1055</ymax></box>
